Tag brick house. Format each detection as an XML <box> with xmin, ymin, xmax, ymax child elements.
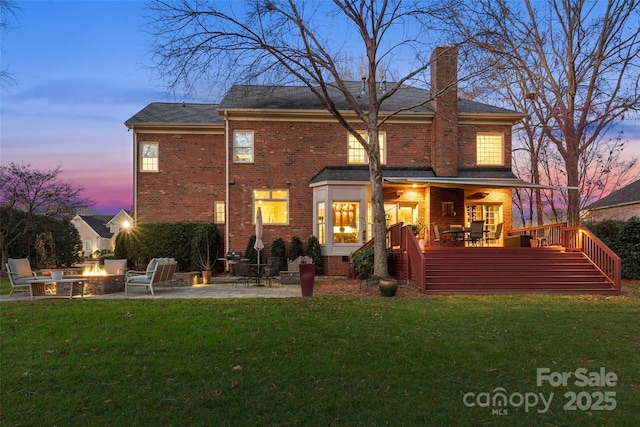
<box><xmin>125</xmin><ymin>47</ymin><xmax>533</xmax><ymax>276</ymax></box>
<box><xmin>581</xmin><ymin>178</ymin><xmax>640</xmax><ymax>222</ymax></box>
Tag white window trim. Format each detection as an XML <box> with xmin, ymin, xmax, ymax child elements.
<box><xmin>140</xmin><ymin>142</ymin><xmax>159</xmax><ymax>172</ymax></box>
<box><xmin>214</xmin><ymin>201</ymin><xmax>225</xmax><ymax>224</ymax></box>
<box><xmin>233</xmin><ymin>130</ymin><xmax>254</xmax><ymax>163</ymax></box>
<box><xmin>348</xmin><ymin>131</ymin><xmax>386</xmax><ymax>165</ymax></box>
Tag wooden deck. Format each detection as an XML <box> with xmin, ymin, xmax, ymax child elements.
<box><xmin>386</xmin><ymin>223</ymin><xmax>621</xmax><ymax>295</ymax></box>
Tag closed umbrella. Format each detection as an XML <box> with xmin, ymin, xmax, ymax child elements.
<box><xmin>254</xmin><ymin>207</ymin><xmax>265</xmax><ymax>266</ymax></box>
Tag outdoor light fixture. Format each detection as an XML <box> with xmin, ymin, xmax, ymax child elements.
<box><xmin>358</xmin><ymin>77</ymin><xmax>366</xmax><ymax>97</ymax></box>
<box><xmin>379</xmin><ymin>80</ymin><xmax>387</xmax><ymax>95</ymax></box>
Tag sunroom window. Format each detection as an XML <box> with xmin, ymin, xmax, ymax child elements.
<box><xmin>333</xmin><ymin>202</ymin><xmax>360</xmax><ymax>243</ymax></box>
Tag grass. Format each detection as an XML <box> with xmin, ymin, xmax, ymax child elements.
<box><xmin>1</xmin><ymin>279</ymin><xmax>639</xmax><ymax>426</ymax></box>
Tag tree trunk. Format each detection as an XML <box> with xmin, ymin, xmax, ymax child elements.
<box><xmin>367</xmin><ymin>128</ymin><xmax>389</xmax><ymax>279</ymax></box>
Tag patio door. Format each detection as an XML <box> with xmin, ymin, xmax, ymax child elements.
<box><xmin>466</xmin><ymin>203</ymin><xmax>502</xmax><ymax>236</ymax></box>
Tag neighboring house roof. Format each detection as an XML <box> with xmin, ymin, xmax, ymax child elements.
<box><xmin>583</xmin><ymin>179</ymin><xmax>640</xmax><ymax>210</ymax></box>
<box><xmin>125</xmin><ymin>103</ymin><xmax>223</xmax><ymax>126</ymax></box>
<box><xmin>81</xmin><ymin>215</ymin><xmax>114</xmax><ymax>239</ymax></box>
<box><xmin>219</xmin><ymin>83</ymin><xmax>522</xmax><ymax>117</ymax></box>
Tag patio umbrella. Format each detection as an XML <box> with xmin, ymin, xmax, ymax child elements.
<box><xmin>254</xmin><ymin>207</ymin><xmax>265</xmax><ymax>265</ymax></box>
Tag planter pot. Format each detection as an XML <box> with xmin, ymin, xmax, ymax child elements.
<box><xmin>202</xmin><ymin>270</ymin><xmax>212</xmax><ymax>284</ymax></box>
<box><xmin>378</xmin><ymin>279</ymin><xmax>398</xmax><ymax>297</ymax></box>
<box><xmin>299</xmin><ymin>263</ymin><xmax>315</xmax><ymax>297</ymax></box>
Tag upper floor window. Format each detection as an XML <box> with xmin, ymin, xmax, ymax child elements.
<box><xmin>140</xmin><ymin>142</ymin><xmax>158</xmax><ymax>172</ymax></box>
<box><xmin>476</xmin><ymin>133</ymin><xmax>504</xmax><ymax>165</ymax></box>
<box><xmin>234</xmin><ymin>130</ymin><xmax>254</xmax><ymax>163</ymax></box>
<box><xmin>348</xmin><ymin>132</ymin><xmax>386</xmax><ymax>164</ymax></box>
<box><xmin>214</xmin><ymin>201</ymin><xmax>225</xmax><ymax>224</ymax></box>
<box><xmin>254</xmin><ymin>189</ymin><xmax>288</xmax><ymax>224</ymax></box>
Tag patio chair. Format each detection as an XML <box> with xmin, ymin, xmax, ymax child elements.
<box><xmin>125</xmin><ymin>259</ymin><xmax>177</xmax><ymax>295</ymax></box>
<box><xmin>536</xmin><ymin>229</ymin><xmax>549</xmax><ymax>247</ymax></box>
<box><xmin>468</xmin><ymin>220</ymin><xmax>485</xmax><ymax>246</ymax></box>
<box><xmin>485</xmin><ymin>223</ymin><xmax>503</xmax><ymax>246</ymax></box>
<box><xmin>233</xmin><ymin>260</ymin><xmax>252</xmax><ymax>287</ymax></box>
<box><xmin>431</xmin><ymin>223</ymin><xmax>449</xmax><ymax>246</ymax></box>
<box><xmin>6</xmin><ymin>258</ymin><xmax>38</xmax><ymax>295</ymax></box>
<box><xmin>103</xmin><ymin>259</ymin><xmax>127</xmax><ymax>275</ymax></box>
<box><xmin>263</xmin><ymin>257</ymin><xmax>281</xmax><ymax>287</ymax></box>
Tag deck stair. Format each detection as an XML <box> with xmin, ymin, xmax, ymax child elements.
<box><xmin>422</xmin><ymin>247</ymin><xmax>619</xmax><ymax>294</ymax></box>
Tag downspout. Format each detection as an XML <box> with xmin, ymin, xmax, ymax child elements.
<box><xmin>224</xmin><ymin>111</ymin><xmax>230</xmax><ymax>271</ymax></box>
<box><xmin>132</xmin><ymin>126</ymin><xmax>138</xmax><ymax>226</ymax></box>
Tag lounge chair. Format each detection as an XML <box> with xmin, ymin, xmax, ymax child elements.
<box><xmin>125</xmin><ymin>258</ymin><xmax>177</xmax><ymax>295</ymax></box>
<box><xmin>6</xmin><ymin>258</ymin><xmax>38</xmax><ymax>295</ymax></box>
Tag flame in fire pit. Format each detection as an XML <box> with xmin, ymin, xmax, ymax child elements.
<box><xmin>83</xmin><ymin>264</ymin><xmax>107</xmax><ymax>276</ymax></box>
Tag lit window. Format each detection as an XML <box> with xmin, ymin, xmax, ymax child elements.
<box><xmin>333</xmin><ymin>202</ymin><xmax>360</xmax><ymax>243</ymax></box>
<box><xmin>234</xmin><ymin>130</ymin><xmax>254</xmax><ymax>163</ymax></box>
<box><xmin>254</xmin><ymin>189</ymin><xmax>288</xmax><ymax>224</ymax></box>
<box><xmin>214</xmin><ymin>201</ymin><xmax>225</xmax><ymax>224</ymax></box>
<box><xmin>348</xmin><ymin>132</ymin><xmax>386</xmax><ymax>164</ymax></box>
<box><xmin>477</xmin><ymin>133</ymin><xmax>504</xmax><ymax>165</ymax></box>
<box><xmin>317</xmin><ymin>202</ymin><xmax>326</xmax><ymax>244</ymax></box>
<box><xmin>141</xmin><ymin>142</ymin><xmax>158</xmax><ymax>172</ymax></box>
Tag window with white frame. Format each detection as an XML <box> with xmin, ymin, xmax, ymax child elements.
<box><xmin>253</xmin><ymin>189</ymin><xmax>288</xmax><ymax>224</ymax></box>
<box><xmin>140</xmin><ymin>142</ymin><xmax>159</xmax><ymax>172</ymax></box>
<box><xmin>317</xmin><ymin>202</ymin><xmax>326</xmax><ymax>244</ymax></box>
<box><xmin>348</xmin><ymin>132</ymin><xmax>386</xmax><ymax>164</ymax></box>
<box><xmin>233</xmin><ymin>130</ymin><xmax>254</xmax><ymax>163</ymax></box>
<box><xmin>214</xmin><ymin>201</ymin><xmax>225</xmax><ymax>224</ymax></box>
<box><xmin>476</xmin><ymin>133</ymin><xmax>504</xmax><ymax>165</ymax></box>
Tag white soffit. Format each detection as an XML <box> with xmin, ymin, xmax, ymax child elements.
<box><xmin>383</xmin><ymin>177</ymin><xmax>578</xmax><ymax>190</ymax></box>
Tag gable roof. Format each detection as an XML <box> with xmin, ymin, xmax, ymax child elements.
<box><xmin>125</xmin><ymin>103</ymin><xmax>223</xmax><ymax>126</ymax></box>
<box><xmin>584</xmin><ymin>179</ymin><xmax>640</xmax><ymax>210</ymax></box>
<box><xmin>81</xmin><ymin>215</ymin><xmax>114</xmax><ymax>238</ymax></box>
<box><xmin>219</xmin><ymin>83</ymin><xmax>522</xmax><ymax>117</ymax></box>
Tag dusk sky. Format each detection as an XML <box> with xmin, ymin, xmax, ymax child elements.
<box><xmin>1</xmin><ymin>1</ymin><xmax>639</xmax><ymax>215</ymax></box>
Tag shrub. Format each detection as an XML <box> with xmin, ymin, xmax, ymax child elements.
<box><xmin>586</xmin><ymin>217</ymin><xmax>640</xmax><ymax>279</ymax></box>
<box><xmin>305</xmin><ymin>236</ymin><xmax>323</xmax><ymax>275</ymax></box>
<box><xmin>289</xmin><ymin>236</ymin><xmax>304</xmax><ymax>260</ymax></box>
<box><xmin>245</xmin><ymin>235</ymin><xmax>258</xmax><ymax>264</ymax></box>
<box><xmin>271</xmin><ymin>238</ymin><xmax>286</xmax><ymax>270</ymax></box>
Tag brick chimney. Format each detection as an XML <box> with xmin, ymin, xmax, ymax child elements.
<box><xmin>430</xmin><ymin>46</ymin><xmax>459</xmax><ymax>177</ymax></box>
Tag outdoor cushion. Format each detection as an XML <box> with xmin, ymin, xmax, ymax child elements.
<box><xmin>146</xmin><ymin>257</ymin><xmax>174</xmax><ymax>278</ymax></box>
<box><xmin>8</xmin><ymin>258</ymin><xmax>33</xmax><ymax>279</ymax></box>
<box><xmin>127</xmin><ymin>275</ymin><xmax>152</xmax><ymax>284</ymax></box>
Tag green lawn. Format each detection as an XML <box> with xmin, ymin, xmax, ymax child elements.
<box><xmin>1</xmin><ymin>282</ymin><xmax>639</xmax><ymax>426</ymax></box>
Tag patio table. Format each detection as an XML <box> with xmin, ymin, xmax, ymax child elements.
<box><xmin>27</xmin><ymin>277</ymin><xmax>85</xmax><ymax>300</ymax></box>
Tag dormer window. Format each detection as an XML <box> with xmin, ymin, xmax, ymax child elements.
<box><xmin>476</xmin><ymin>133</ymin><xmax>504</xmax><ymax>165</ymax></box>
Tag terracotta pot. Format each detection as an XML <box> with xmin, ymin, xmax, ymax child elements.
<box><xmin>202</xmin><ymin>270</ymin><xmax>212</xmax><ymax>284</ymax></box>
<box><xmin>299</xmin><ymin>263</ymin><xmax>315</xmax><ymax>297</ymax></box>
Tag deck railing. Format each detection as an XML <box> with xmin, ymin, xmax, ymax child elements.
<box><xmin>508</xmin><ymin>223</ymin><xmax>566</xmax><ymax>246</ymax></box>
<box><xmin>387</xmin><ymin>223</ymin><xmax>426</xmax><ymax>289</ymax></box>
<box><xmin>563</xmin><ymin>226</ymin><xmax>621</xmax><ymax>290</ymax></box>
<box><xmin>509</xmin><ymin>223</ymin><xmax>621</xmax><ymax>289</ymax></box>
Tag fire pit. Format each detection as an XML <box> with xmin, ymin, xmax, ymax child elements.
<box><xmin>43</xmin><ymin>264</ymin><xmax>126</xmax><ymax>296</ymax></box>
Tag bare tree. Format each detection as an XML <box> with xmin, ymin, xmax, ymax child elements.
<box><xmin>0</xmin><ymin>0</ymin><xmax>20</xmax><ymax>89</ymax></box>
<box><xmin>147</xmin><ymin>0</ymin><xmax>473</xmax><ymax>278</ymax></box>
<box><xmin>447</xmin><ymin>0</ymin><xmax>640</xmax><ymax>225</ymax></box>
<box><xmin>0</xmin><ymin>162</ymin><xmax>93</xmax><ymax>269</ymax></box>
